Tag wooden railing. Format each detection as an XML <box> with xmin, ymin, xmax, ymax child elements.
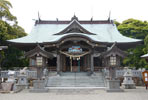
<box><xmin>47</xmin><ymin>66</ymin><xmax>56</xmax><ymax>71</ymax></box>
<box><xmin>94</xmin><ymin>66</ymin><xmax>104</xmax><ymax>72</ymax></box>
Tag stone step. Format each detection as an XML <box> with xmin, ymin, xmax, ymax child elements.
<box><xmin>47</xmin><ymin>72</ymin><xmax>105</xmax><ymax>87</ymax></box>
<box><xmin>47</xmin><ymin>88</ymin><xmax>105</xmax><ymax>94</ymax></box>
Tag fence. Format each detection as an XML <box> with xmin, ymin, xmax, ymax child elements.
<box><xmin>0</xmin><ymin>69</ymin><xmax>144</xmax><ymax>79</ymax></box>
<box><xmin>0</xmin><ymin>70</ymin><xmax>37</xmax><ymax>79</ymax></box>
<box><xmin>103</xmin><ymin>69</ymin><xmax>143</xmax><ymax>78</ymax></box>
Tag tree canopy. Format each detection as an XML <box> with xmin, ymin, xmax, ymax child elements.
<box><xmin>116</xmin><ymin>19</ymin><xmax>148</xmax><ymax>69</ymax></box>
<box><xmin>0</xmin><ymin>0</ymin><xmax>28</xmax><ymax>69</ymax></box>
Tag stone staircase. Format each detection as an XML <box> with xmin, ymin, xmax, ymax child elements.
<box><xmin>46</xmin><ymin>72</ymin><xmax>106</xmax><ymax>87</ymax></box>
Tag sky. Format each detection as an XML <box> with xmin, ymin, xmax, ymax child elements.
<box><xmin>10</xmin><ymin>0</ymin><xmax>148</xmax><ymax>33</ymax></box>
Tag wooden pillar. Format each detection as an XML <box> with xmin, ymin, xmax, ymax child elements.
<box><xmin>90</xmin><ymin>54</ymin><xmax>94</xmax><ymax>73</ymax></box>
<box><xmin>85</xmin><ymin>55</ymin><xmax>88</xmax><ymax>71</ymax></box>
<box><xmin>84</xmin><ymin>56</ymin><xmax>87</xmax><ymax>71</ymax></box>
<box><xmin>70</xmin><ymin>57</ymin><xmax>72</xmax><ymax>72</ymax></box>
<box><xmin>87</xmin><ymin>54</ymin><xmax>91</xmax><ymax>71</ymax></box>
<box><xmin>60</xmin><ymin>54</ymin><xmax>62</xmax><ymax>72</ymax></box>
<box><xmin>62</xmin><ymin>54</ymin><xmax>66</xmax><ymax>72</ymax></box>
<box><xmin>57</xmin><ymin>54</ymin><xmax>61</xmax><ymax>74</ymax></box>
<box><xmin>63</xmin><ymin>55</ymin><xmax>65</xmax><ymax>72</ymax></box>
<box><xmin>83</xmin><ymin>56</ymin><xmax>86</xmax><ymax>71</ymax></box>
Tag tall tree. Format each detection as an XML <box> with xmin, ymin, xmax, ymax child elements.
<box><xmin>117</xmin><ymin>19</ymin><xmax>148</xmax><ymax>69</ymax></box>
<box><xmin>118</xmin><ymin>19</ymin><xmax>148</xmax><ymax>39</ymax></box>
<box><xmin>0</xmin><ymin>0</ymin><xmax>12</xmax><ymax>11</ymax></box>
<box><xmin>0</xmin><ymin>0</ymin><xmax>28</xmax><ymax>69</ymax></box>
<box><xmin>0</xmin><ymin>0</ymin><xmax>16</xmax><ymax>21</ymax></box>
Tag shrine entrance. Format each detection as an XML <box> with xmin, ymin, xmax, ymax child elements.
<box><xmin>65</xmin><ymin>56</ymin><xmax>84</xmax><ymax>72</ymax></box>
<box><xmin>71</xmin><ymin>57</ymin><xmax>81</xmax><ymax>72</ymax></box>
<box><xmin>60</xmin><ymin>45</ymin><xmax>90</xmax><ymax>72</ymax></box>
<box><xmin>56</xmin><ymin>37</ymin><xmax>96</xmax><ymax>73</ymax></box>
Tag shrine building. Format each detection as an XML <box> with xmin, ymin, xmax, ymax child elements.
<box><xmin>8</xmin><ymin>16</ymin><xmax>141</xmax><ymax>75</ymax></box>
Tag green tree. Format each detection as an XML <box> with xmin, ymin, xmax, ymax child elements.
<box><xmin>0</xmin><ymin>0</ymin><xmax>12</xmax><ymax>11</ymax></box>
<box><xmin>118</xmin><ymin>19</ymin><xmax>148</xmax><ymax>39</ymax></box>
<box><xmin>117</xmin><ymin>19</ymin><xmax>148</xmax><ymax>69</ymax></box>
<box><xmin>0</xmin><ymin>0</ymin><xmax>16</xmax><ymax>21</ymax></box>
<box><xmin>0</xmin><ymin>0</ymin><xmax>28</xmax><ymax>69</ymax></box>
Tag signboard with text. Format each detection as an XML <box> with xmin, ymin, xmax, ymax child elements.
<box><xmin>142</xmin><ymin>71</ymin><xmax>148</xmax><ymax>84</ymax></box>
<box><xmin>68</xmin><ymin>46</ymin><xmax>82</xmax><ymax>53</ymax></box>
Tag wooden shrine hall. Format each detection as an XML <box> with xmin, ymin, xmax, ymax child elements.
<box><xmin>8</xmin><ymin>15</ymin><xmax>141</xmax><ymax>75</ymax></box>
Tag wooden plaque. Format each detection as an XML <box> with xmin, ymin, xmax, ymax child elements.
<box><xmin>142</xmin><ymin>71</ymin><xmax>148</xmax><ymax>84</ymax></box>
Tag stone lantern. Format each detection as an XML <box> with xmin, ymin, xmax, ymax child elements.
<box><xmin>101</xmin><ymin>43</ymin><xmax>127</xmax><ymax>92</ymax></box>
<box><xmin>122</xmin><ymin>68</ymin><xmax>136</xmax><ymax>89</ymax></box>
<box><xmin>25</xmin><ymin>44</ymin><xmax>53</xmax><ymax>92</ymax></box>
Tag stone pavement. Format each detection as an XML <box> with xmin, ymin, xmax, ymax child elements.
<box><xmin>0</xmin><ymin>86</ymin><xmax>148</xmax><ymax>100</ymax></box>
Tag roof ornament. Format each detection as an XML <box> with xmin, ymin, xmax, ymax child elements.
<box><xmin>71</xmin><ymin>13</ymin><xmax>78</xmax><ymax>21</ymax></box>
<box><xmin>108</xmin><ymin>11</ymin><xmax>111</xmax><ymax>22</ymax></box>
<box><xmin>107</xmin><ymin>11</ymin><xmax>115</xmax><ymax>26</ymax></box>
<box><xmin>91</xmin><ymin>17</ymin><xmax>93</xmax><ymax>21</ymax></box>
<box><xmin>56</xmin><ymin>18</ymin><xmax>59</xmax><ymax>21</ymax></box>
<box><xmin>38</xmin><ymin>11</ymin><xmax>41</xmax><ymax>22</ymax></box>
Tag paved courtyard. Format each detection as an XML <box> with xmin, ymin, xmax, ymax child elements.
<box><xmin>0</xmin><ymin>86</ymin><xmax>148</xmax><ymax>100</ymax></box>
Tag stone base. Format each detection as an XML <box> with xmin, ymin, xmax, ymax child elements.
<box><xmin>29</xmin><ymin>80</ymin><xmax>48</xmax><ymax>93</ymax></box>
<box><xmin>16</xmin><ymin>85</ymin><xmax>28</xmax><ymax>90</ymax></box>
<box><xmin>122</xmin><ymin>83</ymin><xmax>136</xmax><ymax>89</ymax></box>
<box><xmin>1</xmin><ymin>82</ymin><xmax>13</xmax><ymax>92</ymax></box>
<box><xmin>106</xmin><ymin>89</ymin><xmax>124</xmax><ymax>92</ymax></box>
<box><xmin>29</xmin><ymin>88</ymin><xmax>48</xmax><ymax>93</ymax></box>
<box><xmin>106</xmin><ymin>80</ymin><xmax>124</xmax><ymax>92</ymax></box>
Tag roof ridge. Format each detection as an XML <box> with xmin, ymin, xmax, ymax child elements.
<box><xmin>35</xmin><ymin>19</ymin><xmax>112</xmax><ymax>25</ymax></box>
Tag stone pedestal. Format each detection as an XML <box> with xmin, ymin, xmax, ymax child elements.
<box><xmin>29</xmin><ymin>80</ymin><xmax>48</xmax><ymax>93</ymax></box>
<box><xmin>122</xmin><ymin>84</ymin><xmax>136</xmax><ymax>89</ymax></box>
<box><xmin>16</xmin><ymin>75</ymin><xmax>28</xmax><ymax>90</ymax></box>
<box><xmin>106</xmin><ymin>80</ymin><xmax>124</xmax><ymax>92</ymax></box>
<box><xmin>1</xmin><ymin>72</ymin><xmax>17</xmax><ymax>92</ymax></box>
<box><xmin>1</xmin><ymin>82</ymin><xmax>13</xmax><ymax>92</ymax></box>
<box><xmin>122</xmin><ymin>71</ymin><xmax>136</xmax><ymax>89</ymax></box>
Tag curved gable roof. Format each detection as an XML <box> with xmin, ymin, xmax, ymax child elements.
<box><xmin>8</xmin><ymin>18</ymin><xmax>142</xmax><ymax>44</ymax></box>
<box><xmin>55</xmin><ymin>19</ymin><xmax>95</xmax><ymax>35</ymax></box>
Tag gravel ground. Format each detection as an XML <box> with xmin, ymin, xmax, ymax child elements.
<box><xmin>0</xmin><ymin>86</ymin><xmax>148</xmax><ymax>100</ymax></box>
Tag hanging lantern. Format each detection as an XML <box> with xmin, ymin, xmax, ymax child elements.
<box><xmin>110</xmin><ymin>55</ymin><xmax>116</xmax><ymax>66</ymax></box>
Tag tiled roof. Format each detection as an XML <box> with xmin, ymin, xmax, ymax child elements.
<box><xmin>8</xmin><ymin>18</ymin><xmax>141</xmax><ymax>44</ymax></box>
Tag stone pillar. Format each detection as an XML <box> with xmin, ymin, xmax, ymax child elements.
<box><xmin>36</xmin><ymin>67</ymin><xmax>43</xmax><ymax>79</ymax></box>
<box><xmin>57</xmin><ymin>54</ymin><xmax>61</xmax><ymax>75</ymax></box>
<box><xmin>109</xmin><ymin>67</ymin><xmax>116</xmax><ymax>80</ymax></box>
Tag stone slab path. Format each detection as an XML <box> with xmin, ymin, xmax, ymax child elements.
<box><xmin>0</xmin><ymin>87</ymin><xmax>148</xmax><ymax>100</ymax></box>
